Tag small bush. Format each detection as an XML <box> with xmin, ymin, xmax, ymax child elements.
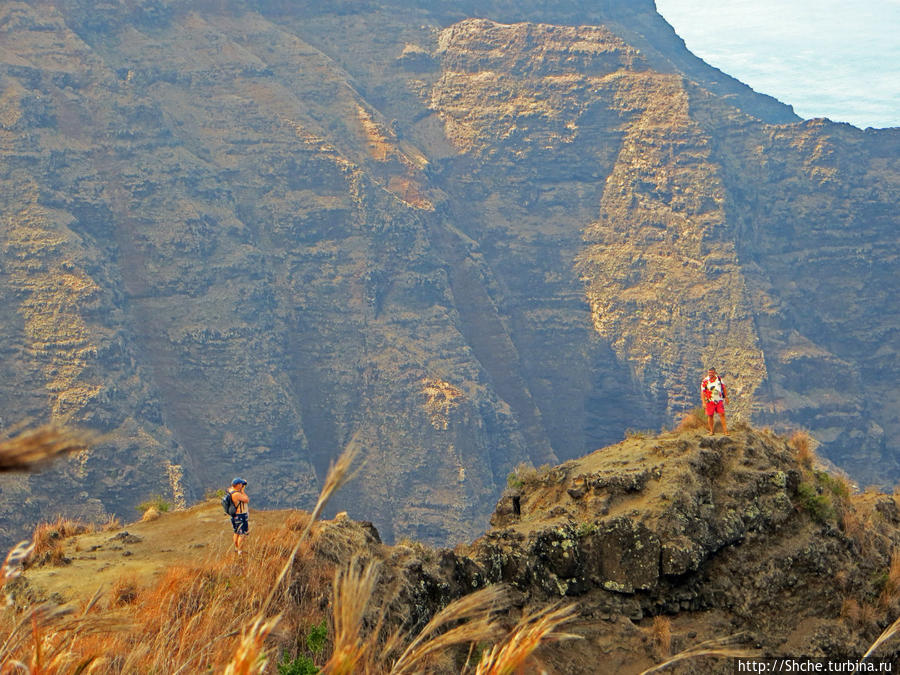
<box><xmin>506</xmin><ymin>472</ymin><xmax>523</xmax><ymax>490</ymax></box>
<box><xmin>796</xmin><ymin>481</ymin><xmax>834</xmax><ymax>523</ymax></box>
<box><xmin>110</xmin><ymin>574</ymin><xmax>141</xmax><ymax>607</ymax></box>
<box><xmin>306</xmin><ymin>619</ymin><xmax>328</xmax><ymax>656</ymax></box>
<box><xmin>817</xmin><ymin>471</ymin><xmax>851</xmax><ymax>501</ymax></box>
<box><xmin>675</xmin><ymin>408</ymin><xmax>706</xmax><ymax>432</ymax></box>
<box><xmin>789</xmin><ymin>430</ymin><xmax>815</xmax><ymax>468</ymax></box>
<box><xmin>625</xmin><ymin>428</ymin><xmax>655</xmax><ymax>440</ymax></box>
<box><xmin>136</xmin><ymin>495</ymin><xmax>171</xmax><ymax>515</ymax></box>
<box><xmin>650</xmin><ymin>615</ymin><xmax>672</xmax><ymax>657</ymax></box>
<box><xmin>507</xmin><ymin>462</ymin><xmax>539</xmax><ymax>490</ymax></box>
<box><xmin>575</xmin><ymin>522</ymin><xmax>598</xmax><ymax>538</ymax></box>
<box><xmin>278</xmin><ymin>652</ymin><xmax>319</xmax><ymax>675</ymax></box>
<box><xmin>878</xmin><ymin>549</ymin><xmax>900</xmax><ymax>608</ymax></box>
<box><xmin>32</xmin><ymin>517</ymin><xmax>91</xmax><ymax>560</ymax></box>
<box><xmin>141</xmin><ymin>506</ymin><xmax>161</xmax><ymax>522</ymax></box>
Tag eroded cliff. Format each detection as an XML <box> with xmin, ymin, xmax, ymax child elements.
<box><xmin>0</xmin><ymin>0</ymin><xmax>897</xmax><ymax>546</ymax></box>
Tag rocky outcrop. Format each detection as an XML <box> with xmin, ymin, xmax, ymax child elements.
<box><xmin>0</xmin><ymin>0</ymin><xmax>897</xmax><ymax>548</ymax></box>
<box><xmin>358</xmin><ymin>429</ymin><xmax>900</xmax><ymax>669</ymax></box>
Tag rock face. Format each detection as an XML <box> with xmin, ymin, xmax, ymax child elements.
<box><xmin>0</xmin><ymin>0</ymin><xmax>897</xmax><ymax>546</ymax></box>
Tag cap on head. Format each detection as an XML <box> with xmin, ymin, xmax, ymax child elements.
<box><xmin>232</xmin><ymin>477</ymin><xmax>248</xmax><ymax>486</ymax></box>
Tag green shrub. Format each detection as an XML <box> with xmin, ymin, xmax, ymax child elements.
<box><xmin>205</xmin><ymin>487</ymin><xmax>226</xmax><ymax>500</ymax></box>
<box><xmin>575</xmin><ymin>522</ymin><xmax>598</xmax><ymax>538</ymax></box>
<box><xmin>278</xmin><ymin>620</ymin><xmax>328</xmax><ymax>675</ymax></box>
<box><xmin>277</xmin><ymin>652</ymin><xmax>318</xmax><ymax>675</ymax></box>
<box><xmin>796</xmin><ymin>481</ymin><xmax>834</xmax><ymax>523</ymax></box>
<box><xmin>306</xmin><ymin>619</ymin><xmax>327</xmax><ymax>656</ymax></box>
<box><xmin>816</xmin><ymin>471</ymin><xmax>851</xmax><ymax>500</ymax></box>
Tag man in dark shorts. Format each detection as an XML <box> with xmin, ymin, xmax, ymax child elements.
<box><xmin>228</xmin><ymin>477</ymin><xmax>249</xmax><ymax>555</ymax></box>
<box><xmin>700</xmin><ymin>367</ymin><xmax>729</xmax><ymax>435</ymax></box>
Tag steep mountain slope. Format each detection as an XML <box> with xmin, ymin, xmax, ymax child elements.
<box><xmin>0</xmin><ymin>0</ymin><xmax>897</xmax><ymax>547</ymax></box>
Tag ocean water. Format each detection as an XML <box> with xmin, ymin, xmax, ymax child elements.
<box><xmin>655</xmin><ymin>0</ymin><xmax>900</xmax><ymax>129</ymax></box>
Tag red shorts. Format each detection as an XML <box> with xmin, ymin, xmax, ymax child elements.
<box><xmin>705</xmin><ymin>400</ymin><xmax>725</xmax><ymax>415</ymax></box>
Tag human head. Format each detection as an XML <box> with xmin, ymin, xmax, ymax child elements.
<box><xmin>708</xmin><ymin>367</ymin><xmax>717</xmax><ymax>376</ymax></box>
<box><xmin>231</xmin><ymin>477</ymin><xmax>248</xmax><ymax>489</ymax></box>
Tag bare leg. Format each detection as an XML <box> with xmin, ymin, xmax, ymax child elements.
<box><xmin>720</xmin><ymin>412</ymin><xmax>728</xmax><ymax>435</ymax></box>
<box><xmin>707</xmin><ymin>415</ymin><xmax>715</xmax><ymax>434</ymax></box>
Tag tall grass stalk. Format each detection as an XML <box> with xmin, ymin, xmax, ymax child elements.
<box><xmin>321</xmin><ymin>557</ymin><xmax>381</xmax><ymax>675</ymax></box>
<box><xmin>861</xmin><ymin>614</ymin><xmax>900</xmax><ymax>660</ymax></box>
<box><xmin>638</xmin><ymin>635</ymin><xmax>757</xmax><ymax>675</ymax></box>
<box><xmin>474</xmin><ymin>602</ymin><xmax>581</xmax><ymax>675</ymax></box>
<box><xmin>388</xmin><ymin>585</ymin><xmax>508</xmax><ymax>675</ymax></box>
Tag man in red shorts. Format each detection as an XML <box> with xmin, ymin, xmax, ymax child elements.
<box><xmin>701</xmin><ymin>367</ymin><xmax>729</xmax><ymax>435</ymax></box>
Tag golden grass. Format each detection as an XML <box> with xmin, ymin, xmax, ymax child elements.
<box><xmin>322</xmin><ymin>557</ymin><xmax>381</xmax><ymax>675</ymax></box>
<box><xmin>863</xmin><ymin>613</ymin><xmax>900</xmax><ymax>659</ymax></box>
<box><xmin>789</xmin><ymin>430</ymin><xmax>815</xmax><ymax>468</ymax></box>
<box><xmin>675</xmin><ymin>408</ymin><xmax>706</xmax><ymax>432</ymax></box>
<box><xmin>109</xmin><ymin>574</ymin><xmax>140</xmax><ymax>608</ymax></box>
<box><xmin>0</xmin><ymin>440</ymin><xmax>358</xmax><ymax>673</ymax></box>
<box><xmin>877</xmin><ymin>549</ymin><xmax>900</xmax><ymax>609</ymax></box>
<box><xmin>31</xmin><ymin>517</ymin><xmax>92</xmax><ymax>562</ymax></box>
<box><xmin>649</xmin><ymin>615</ymin><xmax>672</xmax><ymax>657</ymax></box>
<box><xmin>388</xmin><ymin>585</ymin><xmax>508</xmax><ymax>674</ymax></box>
<box><xmin>140</xmin><ymin>506</ymin><xmax>161</xmax><ymax>522</ymax></box>
<box><xmin>638</xmin><ymin>634</ymin><xmax>758</xmax><ymax>675</ymax></box>
<box><xmin>473</xmin><ymin>603</ymin><xmax>581</xmax><ymax>675</ymax></box>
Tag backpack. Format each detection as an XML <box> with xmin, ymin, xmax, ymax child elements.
<box><xmin>222</xmin><ymin>490</ymin><xmax>237</xmax><ymax>517</ymax></box>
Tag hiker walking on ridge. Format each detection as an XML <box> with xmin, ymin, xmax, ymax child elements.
<box><xmin>701</xmin><ymin>367</ymin><xmax>729</xmax><ymax>435</ymax></box>
<box><xmin>227</xmin><ymin>477</ymin><xmax>249</xmax><ymax>555</ymax></box>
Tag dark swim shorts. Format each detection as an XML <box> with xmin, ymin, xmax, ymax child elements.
<box><xmin>231</xmin><ymin>513</ymin><xmax>249</xmax><ymax>535</ymax></box>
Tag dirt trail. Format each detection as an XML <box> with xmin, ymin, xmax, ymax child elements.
<box><xmin>22</xmin><ymin>501</ymin><xmax>296</xmax><ymax>605</ymax></box>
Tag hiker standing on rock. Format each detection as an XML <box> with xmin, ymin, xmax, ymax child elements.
<box><xmin>701</xmin><ymin>367</ymin><xmax>729</xmax><ymax>435</ymax></box>
<box><xmin>228</xmin><ymin>478</ymin><xmax>249</xmax><ymax>555</ymax></box>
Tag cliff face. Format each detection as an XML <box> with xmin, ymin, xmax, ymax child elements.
<box><xmin>0</xmin><ymin>0</ymin><xmax>897</xmax><ymax>545</ymax></box>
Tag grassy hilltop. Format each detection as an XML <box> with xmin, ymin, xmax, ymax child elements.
<box><xmin>5</xmin><ymin>423</ymin><xmax>900</xmax><ymax>673</ymax></box>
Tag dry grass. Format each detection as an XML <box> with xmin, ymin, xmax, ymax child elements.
<box><xmin>877</xmin><ymin>549</ymin><xmax>900</xmax><ymax>609</ymax></box>
<box><xmin>102</xmin><ymin>515</ymin><xmax>123</xmax><ymax>532</ymax></box>
<box><xmin>638</xmin><ymin>635</ymin><xmax>758</xmax><ymax>675</ymax></box>
<box><xmin>140</xmin><ymin>506</ymin><xmax>161</xmax><ymax>522</ymax></box>
<box><xmin>675</xmin><ymin>408</ymin><xmax>706</xmax><ymax>432</ymax></box>
<box><xmin>31</xmin><ymin>517</ymin><xmax>92</xmax><ymax>562</ymax></box>
<box><xmin>841</xmin><ymin>597</ymin><xmax>862</xmax><ymax>626</ymax></box>
<box><xmin>0</xmin><ymin>438</ymin><xmax>360</xmax><ymax>673</ymax></box>
<box><xmin>109</xmin><ymin>574</ymin><xmax>140</xmax><ymax>607</ymax></box>
<box><xmin>789</xmin><ymin>430</ymin><xmax>815</xmax><ymax>468</ymax></box>
<box><xmin>388</xmin><ymin>585</ymin><xmax>508</xmax><ymax>674</ymax></box>
<box><xmin>473</xmin><ymin>603</ymin><xmax>581</xmax><ymax>675</ymax></box>
<box><xmin>649</xmin><ymin>616</ymin><xmax>672</xmax><ymax>658</ymax></box>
